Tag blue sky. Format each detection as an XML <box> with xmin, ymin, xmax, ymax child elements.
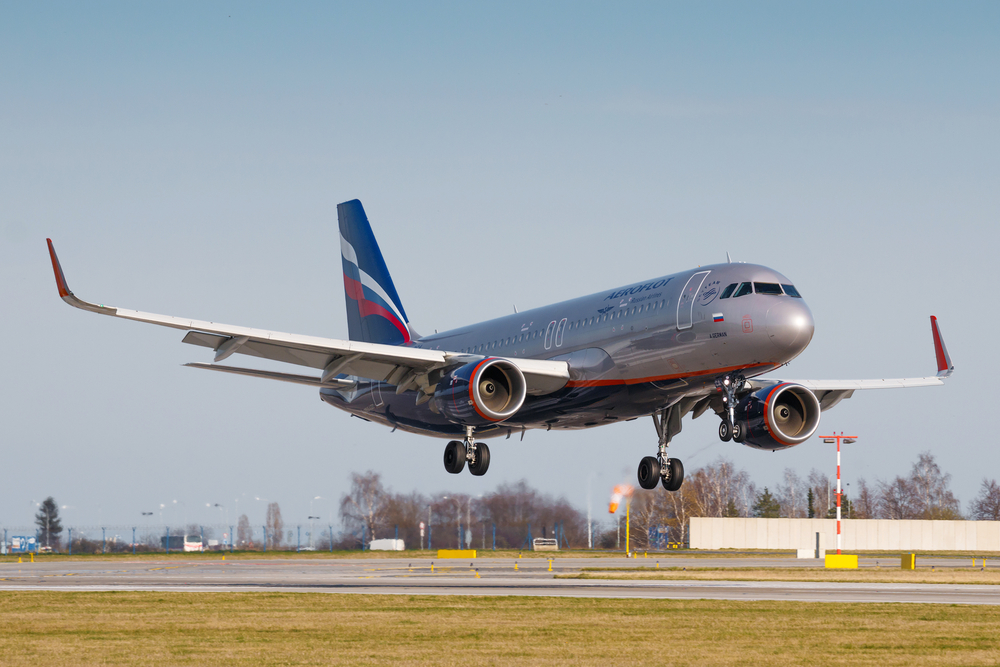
<box><xmin>2</xmin><ymin>2</ymin><xmax>997</xmax><ymax>531</ymax></box>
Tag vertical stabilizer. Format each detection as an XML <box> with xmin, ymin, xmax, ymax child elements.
<box><xmin>338</xmin><ymin>200</ymin><xmax>412</xmax><ymax>345</ymax></box>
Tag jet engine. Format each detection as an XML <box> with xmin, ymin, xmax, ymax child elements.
<box><xmin>734</xmin><ymin>382</ymin><xmax>821</xmax><ymax>450</ymax></box>
<box><xmin>433</xmin><ymin>358</ymin><xmax>527</xmax><ymax>425</ymax></box>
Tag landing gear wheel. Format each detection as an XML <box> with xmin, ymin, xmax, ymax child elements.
<box><xmin>732</xmin><ymin>422</ymin><xmax>745</xmax><ymax>443</ymax></box>
<box><xmin>443</xmin><ymin>440</ymin><xmax>467</xmax><ymax>474</ymax></box>
<box><xmin>662</xmin><ymin>458</ymin><xmax>685</xmax><ymax>492</ymax></box>
<box><xmin>637</xmin><ymin>456</ymin><xmax>661</xmax><ymax>490</ymax></box>
<box><xmin>469</xmin><ymin>442</ymin><xmax>491</xmax><ymax>476</ymax></box>
<box><xmin>718</xmin><ymin>419</ymin><xmax>733</xmax><ymax>442</ymax></box>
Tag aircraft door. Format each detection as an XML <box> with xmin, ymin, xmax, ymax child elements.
<box><xmin>544</xmin><ymin>320</ymin><xmax>557</xmax><ymax>350</ymax></box>
<box><xmin>676</xmin><ymin>270</ymin><xmax>710</xmax><ymax>330</ymax></box>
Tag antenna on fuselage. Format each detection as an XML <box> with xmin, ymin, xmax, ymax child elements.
<box><xmin>513</xmin><ymin>304</ymin><xmax>518</xmax><ymax>313</ymax></box>
<box><xmin>726</xmin><ymin>251</ymin><xmax>732</xmax><ymax>264</ymax></box>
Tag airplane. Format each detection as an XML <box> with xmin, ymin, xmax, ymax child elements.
<box><xmin>46</xmin><ymin>199</ymin><xmax>953</xmax><ymax>491</ymax></box>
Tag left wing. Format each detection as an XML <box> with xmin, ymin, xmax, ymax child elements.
<box><xmin>749</xmin><ymin>316</ymin><xmax>953</xmax><ymax>411</ymax></box>
<box><xmin>47</xmin><ymin>240</ymin><xmax>570</xmax><ymax>397</ymax></box>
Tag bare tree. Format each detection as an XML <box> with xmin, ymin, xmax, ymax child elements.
<box><xmin>339</xmin><ymin>471</ymin><xmax>391</xmax><ymax>545</ymax></box>
<box><xmin>265</xmin><ymin>502</ymin><xmax>284</xmax><ymax>548</ymax></box>
<box><xmin>907</xmin><ymin>452</ymin><xmax>962</xmax><ymax>519</ymax></box>
<box><xmin>853</xmin><ymin>478</ymin><xmax>877</xmax><ymax>519</ymax></box>
<box><xmin>777</xmin><ymin>468</ymin><xmax>806</xmax><ymax>518</ymax></box>
<box><xmin>808</xmin><ymin>469</ymin><xmax>832</xmax><ymax>518</ymax></box>
<box><xmin>877</xmin><ymin>476</ymin><xmax>915</xmax><ymax>519</ymax></box>
<box><xmin>236</xmin><ymin>514</ymin><xmax>252</xmax><ymax>548</ymax></box>
<box><xmin>686</xmin><ymin>458</ymin><xmax>753</xmax><ymax>518</ymax></box>
<box><xmin>969</xmin><ymin>479</ymin><xmax>1000</xmax><ymax>521</ymax></box>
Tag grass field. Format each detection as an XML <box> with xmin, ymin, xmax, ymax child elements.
<box><xmin>0</xmin><ymin>592</ymin><xmax>998</xmax><ymax>666</ymax></box>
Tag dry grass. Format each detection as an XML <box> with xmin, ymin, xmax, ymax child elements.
<box><xmin>562</xmin><ymin>567</ymin><xmax>1000</xmax><ymax>585</ymax></box>
<box><xmin>0</xmin><ymin>592</ymin><xmax>999</xmax><ymax>666</ymax></box>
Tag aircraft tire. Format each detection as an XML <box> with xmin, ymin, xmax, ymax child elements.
<box><xmin>663</xmin><ymin>458</ymin><xmax>685</xmax><ymax>492</ymax></box>
<box><xmin>443</xmin><ymin>440</ymin><xmax>467</xmax><ymax>474</ymax></box>
<box><xmin>732</xmin><ymin>422</ymin><xmax>746</xmax><ymax>443</ymax></box>
<box><xmin>469</xmin><ymin>443</ymin><xmax>491</xmax><ymax>476</ymax></box>
<box><xmin>719</xmin><ymin>420</ymin><xmax>733</xmax><ymax>442</ymax></box>
<box><xmin>637</xmin><ymin>456</ymin><xmax>660</xmax><ymax>490</ymax></box>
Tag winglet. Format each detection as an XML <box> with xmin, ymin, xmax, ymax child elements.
<box><xmin>46</xmin><ymin>239</ymin><xmax>71</xmax><ymax>298</ymax></box>
<box><xmin>45</xmin><ymin>239</ymin><xmax>116</xmax><ymax>315</ymax></box>
<box><xmin>930</xmin><ymin>316</ymin><xmax>954</xmax><ymax>378</ymax></box>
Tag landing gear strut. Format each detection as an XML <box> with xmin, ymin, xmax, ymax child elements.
<box><xmin>638</xmin><ymin>405</ymin><xmax>685</xmax><ymax>492</ymax></box>
<box><xmin>443</xmin><ymin>426</ymin><xmax>491</xmax><ymax>476</ymax></box>
<box><xmin>716</xmin><ymin>372</ymin><xmax>747</xmax><ymax>444</ymax></box>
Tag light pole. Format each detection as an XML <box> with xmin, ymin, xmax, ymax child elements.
<box><xmin>442</xmin><ymin>496</ymin><xmax>463</xmax><ymax>548</ymax></box>
<box><xmin>822</xmin><ymin>432</ymin><xmax>858</xmax><ymax>554</ymax></box>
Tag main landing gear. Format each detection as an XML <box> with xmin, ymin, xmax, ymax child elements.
<box><xmin>716</xmin><ymin>372</ymin><xmax>746</xmax><ymax>444</ymax></box>
<box><xmin>443</xmin><ymin>426</ymin><xmax>491</xmax><ymax>476</ymax></box>
<box><xmin>637</xmin><ymin>405</ymin><xmax>685</xmax><ymax>492</ymax></box>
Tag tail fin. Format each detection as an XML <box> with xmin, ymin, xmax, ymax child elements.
<box><xmin>338</xmin><ymin>199</ymin><xmax>412</xmax><ymax>345</ymax></box>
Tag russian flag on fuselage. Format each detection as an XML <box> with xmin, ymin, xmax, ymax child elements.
<box><xmin>338</xmin><ymin>200</ymin><xmax>411</xmax><ymax>345</ymax></box>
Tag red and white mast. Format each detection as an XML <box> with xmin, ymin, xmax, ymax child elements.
<box><xmin>822</xmin><ymin>432</ymin><xmax>857</xmax><ymax>554</ymax></box>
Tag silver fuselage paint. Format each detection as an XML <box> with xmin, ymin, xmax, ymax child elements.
<box><xmin>320</xmin><ymin>263</ymin><xmax>814</xmax><ymax>438</ymax></box>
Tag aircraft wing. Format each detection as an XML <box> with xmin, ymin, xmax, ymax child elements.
<box><xmin>46</xmin><ymin>240</ymin><xmax>570</xmax><ymax>397</ymax></box>
<box><xmin>749</xmin><ymin>316</ymin><xmax>954</xmax><ymax>411</ymax></box>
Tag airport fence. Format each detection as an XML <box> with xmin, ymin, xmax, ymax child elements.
<box><xmin>0</xmin><ymin>519</ymin><xmax>674</xmax><ymax>554</ymax></box>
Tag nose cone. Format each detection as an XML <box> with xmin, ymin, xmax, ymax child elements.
<box><xmin>765</xmin><ymin>300</ymin><xmax>815</xmax><ymax>357</ymax></box>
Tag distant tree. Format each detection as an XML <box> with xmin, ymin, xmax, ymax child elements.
<box><xmin>686</xmin><ymin>458</ymin><xmax>754</xmax><ymax>518</ymax></box>
<box><xmin>907</xmin><ymin>452</ymin><xmax>962</xmax><ymax>519</ymax></box>
<box><xmin>265</xmin><ymin>502</ymin><xmax>284</xmax><ymax>549</ymax></box>
<box><xmin>828</xmin><ymin>494</ymin><xmax>854</xmax><ymax>519</ymax></box>
<box><xmin>877</xmin><ymin>476</ymin><xmax>915</xmax><ymax>519</ymax></box>
<box><xmin>876</xmin><ymin>452</ymin><xmax>961</xmax><ymax>520</ymax></box>
<box><xmin>808</xmin><ymin>469</ymin><xmax>832</xmax><ymax>518</ymax></box>
<box><xmin>724</xmin><ymin>498</ymin><xmax>740</xmax><ymax>518</ymax></box>
<box><xmin>776</xmin><ymin>469</ymin><xmax>806</xmax><ymax>518</ymax></box>
<box><xmin>853</xmin><ymin>478</ymin><xmax>877</xmax><ymax>519</ymax></box>
<box><xmin>35</xmin><ymin>497</ymin><xmax>63</xmax><ymax>549</ymax></box>
<box><xmin>969</xmin><ymin>479</ymin><xmax>1000</xmax><ymax>521</ymax></box>
<box><xmin>236</xmin><ymin>514</ymin><xmax>252</xmax><ymax>548</ymax></box>
<box><xmin>807</xmin><ymin>488</ymin><xmax>815</xmax><ymax>518</ymax></box>
<box><xmin>752</xmin><ymin>487</ymin><xmax>781</xmax><ymax>518</ymax></box>
<box><xmin>340</xmin><ymin>471</ymin><xmax>391</xmax><ymax>546</ymax></box>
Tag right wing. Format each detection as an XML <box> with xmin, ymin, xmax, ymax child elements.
<box><xmin>47</xmin><ymin>240</ymin><xmax>570</xmax><ymax>398</ymax></box>
<box><xmin>749</xmin><ymin>316</ymin><xmax>954</xmax><ymax>411</ymax></box>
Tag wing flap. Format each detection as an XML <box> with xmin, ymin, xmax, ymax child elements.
<box><xmin>184</xmin><ymin>363</ymin><xmax>357</xmax><ymax>389</ymax></box>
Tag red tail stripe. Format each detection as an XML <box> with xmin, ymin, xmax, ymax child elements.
<box><xmin>343</xmin><ymin>274</ymin><xmax>410</xmax><ymax>343</ymax></box>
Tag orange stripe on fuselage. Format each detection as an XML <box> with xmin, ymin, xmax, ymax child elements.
<box><xmin>564</xmin><ymin>362</ymin><xmax>775</xmax><ymax>389</ymax></box>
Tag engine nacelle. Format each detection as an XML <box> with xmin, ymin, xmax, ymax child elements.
<box><xmin>734</xmin><ymin>382</ymin><xmax>821</xmax><ymax>450</ymax></box>
<box><xmin>433</xmin><ymin>358</ymin><xmax>527</xmax><ymax>426</ymax></box>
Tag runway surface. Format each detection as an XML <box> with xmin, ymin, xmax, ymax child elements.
<box><xmin>2</xmin><ymin>556</ymin><xmax>998</xmax><ymax>605</ymax></box>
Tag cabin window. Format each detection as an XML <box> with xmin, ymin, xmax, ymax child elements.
<box><xmin>782</xmin><ymin>284</ymin><xmax>802</xmax><ymax>298</ymax></box>
<box><xmin>719</xmin><ymin>283</ymin><xmax>738</xmax><ymax>299</ymax></box>
<box><xmin>754</xmin><ymin>282</ymin><xmax>783</xmax><ymax>296</ymax></box>
<box><xmin>733</xmin><ymin>283</ymin><xmax>753</xmax><ymax>298</ymax></box>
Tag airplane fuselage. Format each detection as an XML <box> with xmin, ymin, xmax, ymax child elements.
<box><xmin>320</xmin><ymin>262</ymin><xmax>815</xmax><ymax>438</ymax></box>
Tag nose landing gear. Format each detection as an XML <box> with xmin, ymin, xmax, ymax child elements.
<box><xmin>443</xmin><ymin>426</ymin><xmax>491</xmax><ymax>476</ymax></box>
<box><xmin>716</xmin><ymin>372</ymin><xmax>747</xmax><ymax>443</ymax></box>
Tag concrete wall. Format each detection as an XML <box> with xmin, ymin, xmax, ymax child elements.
<box><xmin>689</xmin><ymin>518</ymin><xmax>1000</xmax><ymax>551</ymax></box>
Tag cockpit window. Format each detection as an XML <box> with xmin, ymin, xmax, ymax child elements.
<box><xmin>781</xmin><ymin>284</ymin><xmax>802</xmax><ymax>298</ymax></box>
<box><xmin>719</xmin><ymin>283</ymin><xmax>737</xmax><ymax>299</ymax></box>
<box><xmin>733</xmin><ymin>282</ymin><xmax>753</xmax><ymax>298</ymax></box>
<box><xmin>754</xmin><ymin>282</ymin><xmax>783</xmax><ymax>296</ymax></box>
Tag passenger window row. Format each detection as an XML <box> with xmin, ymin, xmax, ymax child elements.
<box><xmin>455</xmin><ymin>298</ymin><xmax>671</xmax><ymax>354</ymax></box>
<box><xmin>719</xmin><ymin>282</ymin><xmax>802</xmax><ymax>299</ymax></box>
